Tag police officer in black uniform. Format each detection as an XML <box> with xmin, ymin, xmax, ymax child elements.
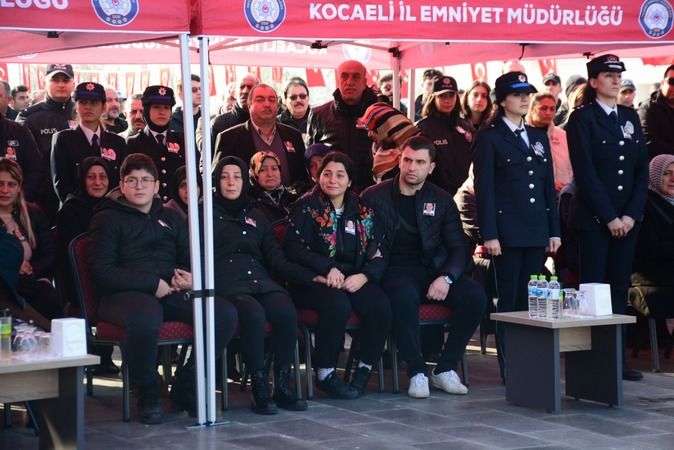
<box><xmin>472</xmin><ymin>71</ymin><xmax>561</xmax><ymax>380</ymax></box>
<box><xmin>51</xmin><ymin>82</ymin><xmax>126</xmax><ymax>204</ymax></box>
<box><xmin>566</xmin><ymin>55</ymin><xmax>648</xmax><ymax>381</ymax></box>
<box><xmin>16</xmin><ymin>64</ymin><xmax>76</xmax><ymax>222</ymax></box>
<box><xmin>0</xmin><ymin>111</ymin><xmax>43</xmax><ymax>202</ymax></box>
<box><xmin>126</xmin><ymin>85</ymin><xmax>186</xmax><ymax>203</ymax></box>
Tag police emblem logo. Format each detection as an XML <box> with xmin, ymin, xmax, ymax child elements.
<box><xmin>624</xmin><ymin>121</ymin><xmax>635</xmax><ymax>135</ymax></box>
<box><xmin>158</xmin><ymin>87</ymin><xmax>167</xmax><ymax>96</ymax></box>
<box><xmin>86</xmin><ymin>83</ymin><xmax>95</xmax><ymax>91</ymax></box>
<box><xmin>92</xmin><ymin>0</ymin><xmax>139</xmax><ymax>28</ymax></box>
<box><xmin>244</xmin><ymin>0</ymin><xmax>286</xmax><ymax>33</ymax></box>
<box><xmin>518</xmin><ymin>74</ymin><xmax>527</xmax><ymax>82</ymax></box>
<box><xmin>640</xmin><ymin>0</ymin><xmax>674</xmax><ymax>39</ymax></box>
<box><xmin>606</xmin><ymin>55</ymin><xmax>619</xmax><ymax>63</ymax></box>
<box><xmin>532</xmin><ymin>141</ymin><xmax>545</xmax><ymax>158</ymax></box>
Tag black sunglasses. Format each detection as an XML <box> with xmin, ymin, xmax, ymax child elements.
<box><xmin>288</xmin><ymin>94</ymin><xmax>307</xmax><ymax>100</ymax></box>
<box><xmin>668</xmin><ymin>78</ymin><xmax>674</xmax><ymax>86</ymax></box>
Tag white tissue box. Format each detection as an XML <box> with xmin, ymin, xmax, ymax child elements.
<box><xmin>579</xmin><ymin>283</ymin><xmax>613</xmax><ymax>316</ymax></box>
<box><xmin>51</xmin><ymin>318</ymin><xmax>87</xmax><ymax>357</ymax></box>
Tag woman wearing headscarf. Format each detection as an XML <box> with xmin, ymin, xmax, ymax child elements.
<box><xmin>472</xmin><ymin>71</ymin><xmax>560</xmax><ymax>380</ymax></box>
<box><xmin>630</xmin><ymin>155</ymin><xmax>674</xmax><ymax>323</ymax></box>
<box><xmin>417</xmin><ymin>76</ymin><xmax>475</xmax><ymax>196</ymax></box>
<box><xmin>284</xmin><ymin>151</ymin><xmax>391</xmax><ymax>399</ymax></box>
<box><xmin>359</xmin><ymin>102</ymin><xmax>420</xmax><ymax>183</ymax></box>
<box><xmin>164</xmin><ymin>165</ymin><xmax>201</xmax><ymax>220</ymax></box>
<box><xmin>211</xmin><ymin>155</ymin><xmax>319</xmax><ymax>414</ymax></box>
<box><xmin>566</xmin><ymin>55</ymin><xmax>648</xmax><ymax>381</ymax></box>
<box><xmin>247</xmin><ymin>151</ymin><xmax>298</xmax><ymax>226</ymax></box>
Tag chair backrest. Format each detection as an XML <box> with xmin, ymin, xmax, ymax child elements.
<box><xmin>68</xmin><ymin>232</ymin><xmax>102</xmax><ymax>330</ymax></box>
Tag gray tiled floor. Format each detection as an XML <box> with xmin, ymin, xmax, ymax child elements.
<box><xmin>4</xmin><ymin>338</ymin><xmax>674</xmax><ymax>449</ymax></box>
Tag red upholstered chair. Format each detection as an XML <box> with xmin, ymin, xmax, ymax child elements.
<box><xmin>69</xmin><ymin>233</ymin><xmax>202</xmax><ymax>421</ymax></box>
<box><xmin>389</xmin><ymin>303</ymin><xmax>469</xmax><ymax>394</ymax></box>
<box><xmin>297</xmin><ymin>309</ymin><xmax>385</xmax><ymax>399</ymax></box>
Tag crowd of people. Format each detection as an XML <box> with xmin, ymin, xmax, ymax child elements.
<box><xmin>0</xmin><ymin>54</ymin><xmax>673</xmax><ymax>424</ymax></box>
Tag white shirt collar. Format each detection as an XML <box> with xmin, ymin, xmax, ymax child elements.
<box><xmin>595</xmin><ymin>99</ymin><xmax>618</xmax><ymax>116</ymax></box>
<box><xmin>80</xmin><ymin>125</ymin><xmax>100</xmax><ymax>146</ymax></box>
<box><xmin>502</xmin><ymin>116</ymin><xmax>525</xmax><ymax>133</ymax></box>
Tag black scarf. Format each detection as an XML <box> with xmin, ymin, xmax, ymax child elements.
<box><xmin>212</xmin><ymin>156</ymin><xmax>250</xmax><ymax>215</ymax></box>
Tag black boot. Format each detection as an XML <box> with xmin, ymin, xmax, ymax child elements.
<box><xmin>137</xmin><ymin>379</ymin><xmax>163</xmax><ymax>425</ymax></box>
<box><xmin>171</xmin><ymin>361</ymin><xmax>197</xmax><ymax>417</ymax></box>
<box><xmin>273</xmin><ymin>366</ymin><xmax>308</xmax><ymax>411</ymax></box>
<box><xmin>349</xmin><ymin>366</ymin><xmax>372</xmax><ymax>398</ymax></box>
<box><xmin>250</xmin><ymin>370</ymin><xmax>278</xmax><ymax>415</ymax></box>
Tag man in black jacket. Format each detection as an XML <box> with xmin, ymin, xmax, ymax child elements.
<box><xmin>89</xmin><ymin>153</ymin><xmax>237</xmax><ymax>424</ymax></box>
<box><xmin>0</xmin><ymin>111</ymin><xmax>43</xmax><ymax>202</ymax></box>
<box><xmin>197</xmin><ymin>73</ymin><xmax>257</xmax><ymax>159</ymax></box>
<box><xmin>51</xmin><ymin>82</ymin><xmax>126</xmax><ymax>203</ymax></box>
<box><xmin>278</xmin><ymin>77</ymin><xmax>311</xmax><ymax>136</ymax></box>
<box><xmin>306</xmin><ymin>60</ymin><xmax>378</xmax><ymax>193</ymax></box>
<box><xmin>362</xmin><ymin>135</ymin><xmax>486</xmax><ymax>399</ymax></box>
<box><xmin>213</xmin><ymin>84</ymin><xmax>308</xmax><ymax>186</ymax></box>
<box><xmin>16</xmin><ymin>63</ymin><xmax>76</xmax><ymax>222</ymax></box>
<box><xmin>638</xmin><ymin>65</ymin><xmax>674</xmax><ymax>160</ymax></box>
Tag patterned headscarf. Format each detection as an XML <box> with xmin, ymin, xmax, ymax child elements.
<box><xmin>649</xmin><ymin>154</ymin><xmax>674</xmax><ymax>206</ymax></box>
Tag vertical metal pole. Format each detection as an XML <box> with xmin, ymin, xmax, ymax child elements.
<box><xmin>198</xmin><ymin>36</ymin><xmax>217</xmax><ymax>424</ymax></box>
<box><xmin>391</xmin><ymin>51</ymin><xmax>401</xmax><ymax>110</ymax></box>
<box><xmin>407</xmin><ymin>68</ymin><xmax>416</xmax><ymax>121</ymax></box>
<box><xmin>179</xmin><ymin>33</ymin><xmax>207</xmax><ymax>425</ymax></box>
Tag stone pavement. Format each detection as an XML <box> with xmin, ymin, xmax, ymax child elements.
<box><xmin>3</xmin><ymin>338</ymin><xmax>674</xmax><ymax>449</ymax></box>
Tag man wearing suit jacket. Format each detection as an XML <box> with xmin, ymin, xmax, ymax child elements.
<box><xmin>126</xmin><ymin>85</ymin><xmax>186</xmax><ymax>203</ymax></box>
<box><xmin>51</xmin><ymin>82</ymin><xmax>126</xmax><ymax>204</ymax></box>
<box><xmin>213</xmin><ymin>84</ymin><xmax>308</xmax><ymax>186</ymax></box>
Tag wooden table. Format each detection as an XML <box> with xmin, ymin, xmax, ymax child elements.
<box><xmin>491</xmin><ymin>312</ymin><xmax>635</xmax><ymax>413</ymax></box>
<box><xmin>0</xmin><ymin>354</ymin><xmax>99</xmax><ymax>449</ymax></box>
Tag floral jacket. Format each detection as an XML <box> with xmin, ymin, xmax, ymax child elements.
<box><xmin>284</xmin><ymin>185</ymin><xmax>386</xmax><ymax>282</ymax></box>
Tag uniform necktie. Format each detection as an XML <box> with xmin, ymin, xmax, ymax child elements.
<box><xmin>91</xmin><ymin>134</ymin><xmax>100</xmax><ymax>152</ymax></box>
<box><xmin>156</xmin><ymin>134</ymin><xmax>165</xmax><ymax>147</ymax></box>
<box><xmin>514</xmin><ymin>128</ymin><xmax>529</xmax><ymax>152</ymax></box>
<box><xmin>609</xmin><ymin>111</ymin><xmax>618</xmax><ymax>127</ymax></box>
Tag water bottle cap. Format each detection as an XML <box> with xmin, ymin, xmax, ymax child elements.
<box><xmin>550</xmin><ymin>276</ymin><xmax>558</xmax><ymax>281</ymax></box>
<box><xmin>530</xmin><ymin>275</ymin><xmax>537</xmax><ymax>279</ymax></box>
<box><xmin>538</xmin><ymin>275</ymin><xmax>546</xmax><ymax>280</ymax></box>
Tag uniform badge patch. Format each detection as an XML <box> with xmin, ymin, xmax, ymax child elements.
<box><xmin>100</xmin><ymin>147</ymin><xmax>117</xmax><ymax>161</ymax></box>
<box><xmin>244</xmin><ymin>0</ymin><xmax>286</xmax><ymax>33</ymax></box>
<box><xmin>532</xmin><ymin>141</ymin><xmax>545</xmax><ymax>158</ymax></box>
<box><xmin>245</xmin><ymin>216</ymin><xmax>257</xmax><ymax>227</ymax></box>
<box><xmin>167</xmin><ymin>142</ymin><xmax>180</xmax><ymax>153</ymax></box>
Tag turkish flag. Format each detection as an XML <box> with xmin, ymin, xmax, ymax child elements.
<box><xmin>126</xmin><ymin>72</ymin><xmax>136</xmax><ymax>96</ymax></box>
<box><xmin>36</xmin><ymin>66</ymin><xmax>46</xmax><ymax>90</ymax></box>
<box><xmin>272</xmin><ymin>67</ymin><xmax>283</xmax><ymax>85</ymax></box>
<box><xmin>248</xmin><ymin>66</ymin><xmax>262</xmax><ymax>82</ymax></box>
<box><xmin>224</xmin><ymin>65</ymin><xmax>236</xmax><ymax>85</ymax></box>
<box><xmin>209</xmin><ymin>65</ymin><xmax>216</xmax><ymax>97</ymax></box>
<box><xmin>107</xmin><ymin>72</ymin><xmax>118</xmax><ymax>90</ymax></box>
<box><xmin>22</xmin><ymin>65</ymin><xmax>31</xmax><ymax>87</ymax></box>
<box><xmin>538</xmin><ymin>59</ymin><xmax>558</xmax><ymax>78</ymax></box>
<box><xmin>306</xmin><ymin>68</ymin><xmax>325</xmax><ymax>88</ymax></box>
<box><xmin>642</xmin><ymin>56</ymin><xmax>674</xmax><ymax>66</ymax></box>
<box><xmin>140</xmin><ymin>70</ymin><xmax>151</xmax><ymax>90</ymax></box>
<box><xmin>471</xmin><ymin>63</ymin><xmax>488</xmax><ymax>83</ymax></box>
<box><xmin>159</xmin><ymin>67</ymin><xmax>171</xmax><ymax>87</ymax></box>
<box><xmin>0</xmin><ymin>63</ymin><xmax>7</xmax><ymax>81</ymax></box>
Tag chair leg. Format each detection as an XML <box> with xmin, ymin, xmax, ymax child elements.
<box><xmin>24</xmin><ymin>402</ymin><xmax>39</xmax><ymax>436</ymax></box>
<box><xmin>479</xmin><ymin>324</ymin><xmax>488</xmax><ymax>355</ymax></box>
<box><xmin>86</xmin><ymin>365</ymin><xmax>93</xmax><ymax>396</ymax></box>
<box><xmin>389</xmin><ymin>336</ymin><xmax>399</xmax><ymax>394</ymax></box>
<box><xmin>303</xmin><ymin>327</ymin><xmax>313</xmax><ymax>400</ymax></box>
<box><xmin>221</xmin><ymin>348</ymin><xmax>228</xmax><ymax>411</ymax></box>
<box><xmin>461</xmin><ymin>353</ymin><xmax>469</xmax><ymax>386</ymax></box>
<box><xmin>293</xmin><ymin>341</ymin><xmax>302</xmax><ymax>400</ymax></box>
<box><xmin>3</xmin><ymin>403</ymin><xmax>11</xmax><ymax>428</ymax></box>
<box><xmin>344</xmin><ymin>334</ymin><xmax>357</xmax><ymax>383</ymax></box>
<box><xmin>161</xmin><ymin>346</ymin><xmax>173</xmax><ymax>384</ymax></box>
<box><xmin>649</xmin><ymin>317</ymin><xmax>661</xmax><ymax>372</ymax></box>
<box><xmin>377</xmin><ymin>355</ymin><xmax>385</xmax><ymax>393</ymax></box>
<box><xmin>121</xmin><ymin>348</ymin><xmax>131</xmax><ymax>422</ymax></box>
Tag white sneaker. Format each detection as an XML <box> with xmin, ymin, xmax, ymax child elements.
<box><xmin>408</xmin><ymin>373</ymin><xmax>430</xmax><ymax>398</ymax></box>
<box><xmin>430</xmin><ymin>369</ymin><xmax>468</xmax><ymax>395</ymax></box>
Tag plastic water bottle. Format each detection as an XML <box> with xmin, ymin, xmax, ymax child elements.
<box><xmin>537</xmin><ymin>275</ymin><xmax>548</xmax><ymax>319</ymax></box>
<box><xmin>547</xmin><ymin>276</ymin><xmax>561</xmax><ymax>320</ymax></box>
<box><xmin>0</xmin><ymin>309</ymin><xmax>11</xmax><ymax>360</ymax></box>
<box><xmin>527</xmin><ymin>275</ymin><xmax>539</xmax><ymax>318</ymax></box>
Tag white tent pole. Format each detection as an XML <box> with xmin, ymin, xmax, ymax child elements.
<box><xmin>179</xmin><ymin>32</ymin><xmax>208</xmax><ymax>425</ymax></box>
<box><xmin>198</xmin><ymin>35</ymin><xmax>217</xmax><ymax>424</ymax></box>
<box><xmin>408</xmin><ymin>68</ymin><xmax>416</xmax><ymax>121</ymax></box>
<box><xmin>391</xmin><ymin>47</ymin><xmax>401</xmax><ymax>110</ymax></box>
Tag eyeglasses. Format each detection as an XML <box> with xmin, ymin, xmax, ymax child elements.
<box><xmin>668</xmin><ymin>77</ymin><xmax>674</xmax><ymax>86</ymax></box>
<box><xmin>191</xmin><ymin>87</ymin><xmax>201</xmax><ymax>93</ymax></box>
<box><xmin>288</xmin><ymin>94</ymin><xmax>308</xmax><ymax>101</ymax></box>
<box><xmin>124</xmin><ymin>177</ymin><xmax>155</xmax><ymax>187</ymax></box>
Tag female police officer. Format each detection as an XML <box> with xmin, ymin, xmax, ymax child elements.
<box><xmin>566</xmin><ymin>55</ymin><xmax>648</xmax><ymax>381</ymax></box>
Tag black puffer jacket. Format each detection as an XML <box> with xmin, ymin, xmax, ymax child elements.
<box><xmin>89</xmin><ymin>189</ymin><xmax>190</xmax><ymax>296</ymax></box>
<box><xmin>306</xmin><ymin>88</ymin><xmax>378</xmax><ymax>192</ymax></box>
<box><xmin>284</xmin><ymin>186</ymin><xmax>385</xmax><ymax>282</ymax></box>
<box><xmin>361</xmin><ymin>176</ymin><xmax>468</xmax><ymax>282</ymax></box>
<box><xmin>638</xmin><ymin>90</ymin><xmax>674</xmax><ymax>160</ymax></box>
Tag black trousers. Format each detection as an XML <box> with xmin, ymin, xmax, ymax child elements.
<box><xmin>98</xmin><ymin>290</ymin><xmax>238</xmax><ymax>385</ymax></box>
<box><xmin>381</xmin><ymin>266</ymin><xmax>487</xmax><ymax>377</ymax></box>
<box><xmin>18</xmin><ymin>277</ymin><xmax>62</xmax><ymax>321</ymax></box>
<box><xmin>577</xmin><ymin>226</ymin><xmax>639</xmax><ymax>315</ymax></box>
<box><xmin>290</xmin><ymin>282</ymin><xmax>392</xmax><ymax>369</ymax></box>
<box><xmin>225</xmin><ymin>291</ymin><xmax>298</xmax><ymax>373</ymax></box>
<box><xmin>491</xmin><ymin>246</ymin><xmax>546</xmax><ymax>371</ymax></box>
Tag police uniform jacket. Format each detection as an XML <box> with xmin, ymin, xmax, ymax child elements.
<box><xmin>0</xmin><ymin>115</ymin><xmax>43</xmax><ymax>202</ymax></box>
<box><xmin>125</xmin><ymin>127</ymin><xmax>186</xmax><ymax>203</ymax></box>
<box><xmin>210</xmin><ymin>200</ymin><xmax>315</xmax><ymax>299</ymax></box>
<box><xmin>566</xmin><ymin>102</ymin><xmax>648</xmax><ymax>230</ymax></box>
<box><xmin>51</xmin><ymin>126</ymin><xmax>126</xmax><ymax>203</ymax></box>
<box><xmin>213</xmin><ymin>120</ymin><xmax>308</xmax><ymax>186</ymax></box>
<box><xmin>361</xmin><ymin>176</ymin><xmax>468</xmax><ymax>282</ymax></box>
<box><xmin>416</xmin><ymin>113</ymin><xmax>474</xmax><ymax>196</ymax></box>
<box><xmin>472</xmin><ymin>119</ymin><xmax>560</xmax><ymax>247</ymax></box>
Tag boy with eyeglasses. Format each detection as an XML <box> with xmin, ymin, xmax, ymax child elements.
<box><xmin>89</xmin><ymin>153</ymin><xmax>237</xmax><ymax>424</ymax></box>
